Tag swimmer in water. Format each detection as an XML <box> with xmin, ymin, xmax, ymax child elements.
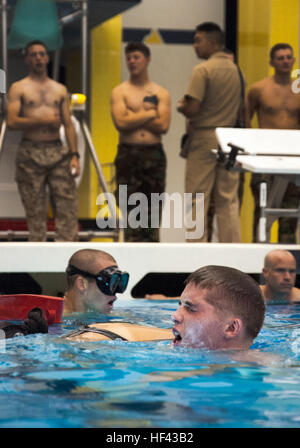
<box><xmin>145</xmin><ymin>249</ymin><xmax>300</xmax><ymax>304</ymax></box>
<box><xmin>172</xmin><ymin>265</ymin><xmax>265</xmax><ymax>350</ymax></box>
<box><xmin>261</xmin><ymin>249</ymin><xmax>300</xmax><ymax>302</ymax></box>
<box><xmin>63</xmin><ymin>249</ymin><xmax>129</xmax><ymax>315</ymax></box>
<box><xmin>64</xmin><ymin>265</ymin><xmax>265</xmax><ymax>353</ymax></box>
<box><xmin>62</xmin><ymin>321</ymin><xmax>173</xmax><ymax>342</ymax></box>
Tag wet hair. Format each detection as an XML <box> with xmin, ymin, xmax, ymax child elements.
<box><xmin>195</xmin><ymin>22</ymin><xmax>224</xmax><ymax>46</ymax></box>
<box><xmin>270</xmin><ymin>43</ymin><xmax>293</xmax><ymax>60</ymax></box>
<box><xmin>24</xmin><ymin>40</ymin><xmax>48</xmax><ymax>56</ymax></box>
<box><xmin>186</xmin><ymin>265</ymin><xmax>265</xmax><ymax>340</ymax></box>
<box><xmin>0</xmin><ymin>308</ymin><xmax>48</xmax><ymax>338</ymax></box>
<box><xmin>66</xmin><ymin>249</ymin><xmax>116</xmax><ymax>289</ymax></box>
<box><xmin>125</xmin><ymin>41</ymin><xmax>151</xmax><ymax>58</ymax></box>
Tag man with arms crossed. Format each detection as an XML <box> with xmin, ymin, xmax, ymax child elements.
<box><xmin>111</xmin><ymin>42</ymin><xmax>171</xmax><ymax>242</ymax></box>
<box><xmin>177</xmin><ymin>22</ymin><xmax>243</xmax><ymax>242</ymax></box>
<box><xmin>7</xmin><ymin>40</ymin><xmax>79</xmax><ymax>241</ymax></box>
<box><xmin>247</xmin><ymin>43</ymin><xmax>300</xmax><ymax>243</ymax></box>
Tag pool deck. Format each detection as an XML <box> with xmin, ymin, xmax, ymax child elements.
<box><xmin>1</xmin><ymin>242</ymin><xmax>300</xmax><ymax>296</ymax></box>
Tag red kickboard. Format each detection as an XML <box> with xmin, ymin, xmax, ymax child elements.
<box><xmin>0</xmin><ymin>294</ymin><xmax>64</xmax><ymax>325</ymax></box>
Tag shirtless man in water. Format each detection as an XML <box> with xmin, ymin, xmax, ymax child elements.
<box><xmin>110</xmin><ymin>42</ymin><xmax>171</xmax><ymax>242</ymax></box>
<box><xmin>261</xmin><ymin>249</ymin><xmax>300</xmax><ymax>302</ymax></box>
<box><xmin>145</xmin><ymin>249</ymin><xmax>300</xmax><ymax>303</ymax></box>
<box><xmin>65</xmin><ymin>265</ymin><xmax>265</xmax><ymax>354</ymax></box>
<box><xmin>247</xmin><ymin>43</ymin><xmax>300</xmax><ymax>243</ymax></box>
<box><xmin>7</xmin><ymin>40</ymin><xmax>79</xmax><ymax>241</ymax></box>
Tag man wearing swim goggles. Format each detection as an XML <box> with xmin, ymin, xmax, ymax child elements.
<box><xmin>63</xmin><ymin>249</ymin><xmax>129</xmax><ymax>314</ymax></box>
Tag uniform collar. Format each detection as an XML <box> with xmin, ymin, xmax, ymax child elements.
<box><xmin>209</xmin><ymin>51</ymin><xmax>230</xmax><ymax>60</ymax></box>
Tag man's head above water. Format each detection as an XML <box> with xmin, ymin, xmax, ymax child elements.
<box><xmin>261</xmin><ymin>249</ymin><xmax>300</xmax><ymax>302</ymax></box>
<box><xmin>172</xmin><ymin>265</ymin><xmax>265</xmax><ymax>350</ymax></box>
<box><xmin>64</xmin><ymin>249</ymin><xmax>128</xmax><ymax>314</ymax></box>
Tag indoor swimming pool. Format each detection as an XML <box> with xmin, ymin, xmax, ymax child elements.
<box><xmin>0</xmin><ymin>298</ymin><xmax>300</xmax><ymax>428</ymax></box>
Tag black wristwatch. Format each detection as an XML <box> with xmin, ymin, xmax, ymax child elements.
<box><xmin>71</xmin><ymin>152</ymin><xmax>80</xmax><ymax>158</ymax></box>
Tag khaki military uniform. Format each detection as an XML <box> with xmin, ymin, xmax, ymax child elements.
<box><xmin>16</xmin><ymin>139</ymin><xmax>78</xmax><ymax>242</ymax></box>
<box><xmin>185</xmin><ymin>52</ymin><xmax>242</xmax><ymax>242</ymax></box>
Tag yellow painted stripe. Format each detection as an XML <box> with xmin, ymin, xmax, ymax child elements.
<box><xmin>90</xmin><ymin>15</ymin><xmax>122</xmax><ymax>240</ymax></box>
<box><xmin>238</xmin><ymin>0</ymin><xmax>299</xmax><ymax>243</ymax></box>
<box><xmin>238</xmin><ymin>0</ymin><xmax>271</xmax><ymax>242</ymax></box>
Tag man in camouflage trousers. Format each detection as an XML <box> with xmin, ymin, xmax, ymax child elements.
<box><xmin>110</xmin><ymin>42</ymin><xmax>171</xmax><ymax>242</ymax></box>
<box><xmin>15</xmin><ymin>140</ymin><xmax>78</xmax><ymax>241</ymax></box>
<box><xmin>7</xmin><ymin>40</ymin><xmax>79</xmax><ymax>241</ymax></box>
<box><xmin>115</xmin><ymin>144</ymin><xmax>166</xmax><ymax>242</ymax></box>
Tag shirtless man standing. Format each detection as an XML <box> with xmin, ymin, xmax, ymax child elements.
<box><xmin>247</xmin><ymin>43</ymin><xmax>300</xmax><ymax>243</ymax></box>
<box><xmin>261</xmin><ymin>249</ymin><xmax>300</xmax><ymax>302</ymax></box>
<box><xmin>110</xmin><ymin>42</ymin><xmax>171</xmax><ymax>242</ymax></box>
<box><xmin>7</xmin><ymin>40</ymin><xmax>79</xmax><ymax>241</ymax></box>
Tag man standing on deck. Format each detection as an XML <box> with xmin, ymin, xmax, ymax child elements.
<box><xmin>177</xmin><ymin>22</ymin><xmax>243</xmax><ymax>242</ymax></box>
<box><xmin>7</xmin><ymin>40</ymin><xmax>79</xmax><ymax>241</ymax></box>
<box><xmin>247</xmin><ymin>43</ymin><xmax>300</xmax><ymax>243</ymax></box>
<box><xmin>110</xmin><ymin>42</ymin><xmax>171</xmax><ymax>242</ymax></box>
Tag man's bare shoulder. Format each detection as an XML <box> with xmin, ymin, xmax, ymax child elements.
<box><xmin>154</xmin><ymin>83</ymin><xmax>170</xmax><ymax>99</ymax></box>
<box><xmin>8</xmin><ymin>77</ymin><xmax>29</xmax><ymax>93</ymax></box>
<box><xmin>9</xmin><ymin>77</ymin><xmax>66</xmax><ymax>94</ymax></box>
<box><xmin>111</xmin><ymin>81</ymin><xmax>130</xmax><ymax>95</ymax></box>
<box><xmin>248</xmin><ymin>77</ymin><xmax>270</xmax><ymax>94</ymax></box>
<box><xmin>290</xmin><ymin>287</ymin><xmax>300</xmax><ymax>302</ymax></box>
<box><xmin>51</xmin><ymin>78</ymin><xmax>67</xmax><ymax>89</ymax></box>
<box><xmin>48</xmin><ymin>79</ymin><xmax>68</xmax><ymax>95</ymax></box>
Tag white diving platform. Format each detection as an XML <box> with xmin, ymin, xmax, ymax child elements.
<box><xmin>215</xmin><ymin>128</ymin><xmax>300</xmax><ymax>242</ymax></box>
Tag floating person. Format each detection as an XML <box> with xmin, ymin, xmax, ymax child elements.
<box><xmin>64</xmin><ymin>265</ymin><xmax>265</xmax><ymax>353</ymax></box>
<box><xmin>62</xmin><ymin>322</ymin><xmax>173</xmax><ymax>342</ymax></box>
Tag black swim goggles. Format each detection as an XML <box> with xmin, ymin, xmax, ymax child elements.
<box><xmin>66</xmin><ymin>264</ymin><xmax>129</xmax><ymax>296</ymax></box>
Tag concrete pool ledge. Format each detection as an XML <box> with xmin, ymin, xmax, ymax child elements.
<box><xmin>1</xmin><ymin>242</ymin><xmax>300</xmax><ymax>298</ymax></box>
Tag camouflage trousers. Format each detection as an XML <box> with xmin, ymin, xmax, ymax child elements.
<box><xmin>115</xmin><ymin>143</ymin><xmax>167</xmax><ymax>242</ymax></box>
<box><xmin>251</xmin><ymin>173</ymin><xmax>300</xmax><ymax>243</ymax></box>
<box><xmin>15</xmin><ymin>139</ymin><xmax>78</xmax><ymax>242</ymax></box>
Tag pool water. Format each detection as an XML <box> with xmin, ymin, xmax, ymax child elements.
<box><xmin>0</xmin><ymin>298</ymin><xmax>300</xmax><ymax>428</ymax></box>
